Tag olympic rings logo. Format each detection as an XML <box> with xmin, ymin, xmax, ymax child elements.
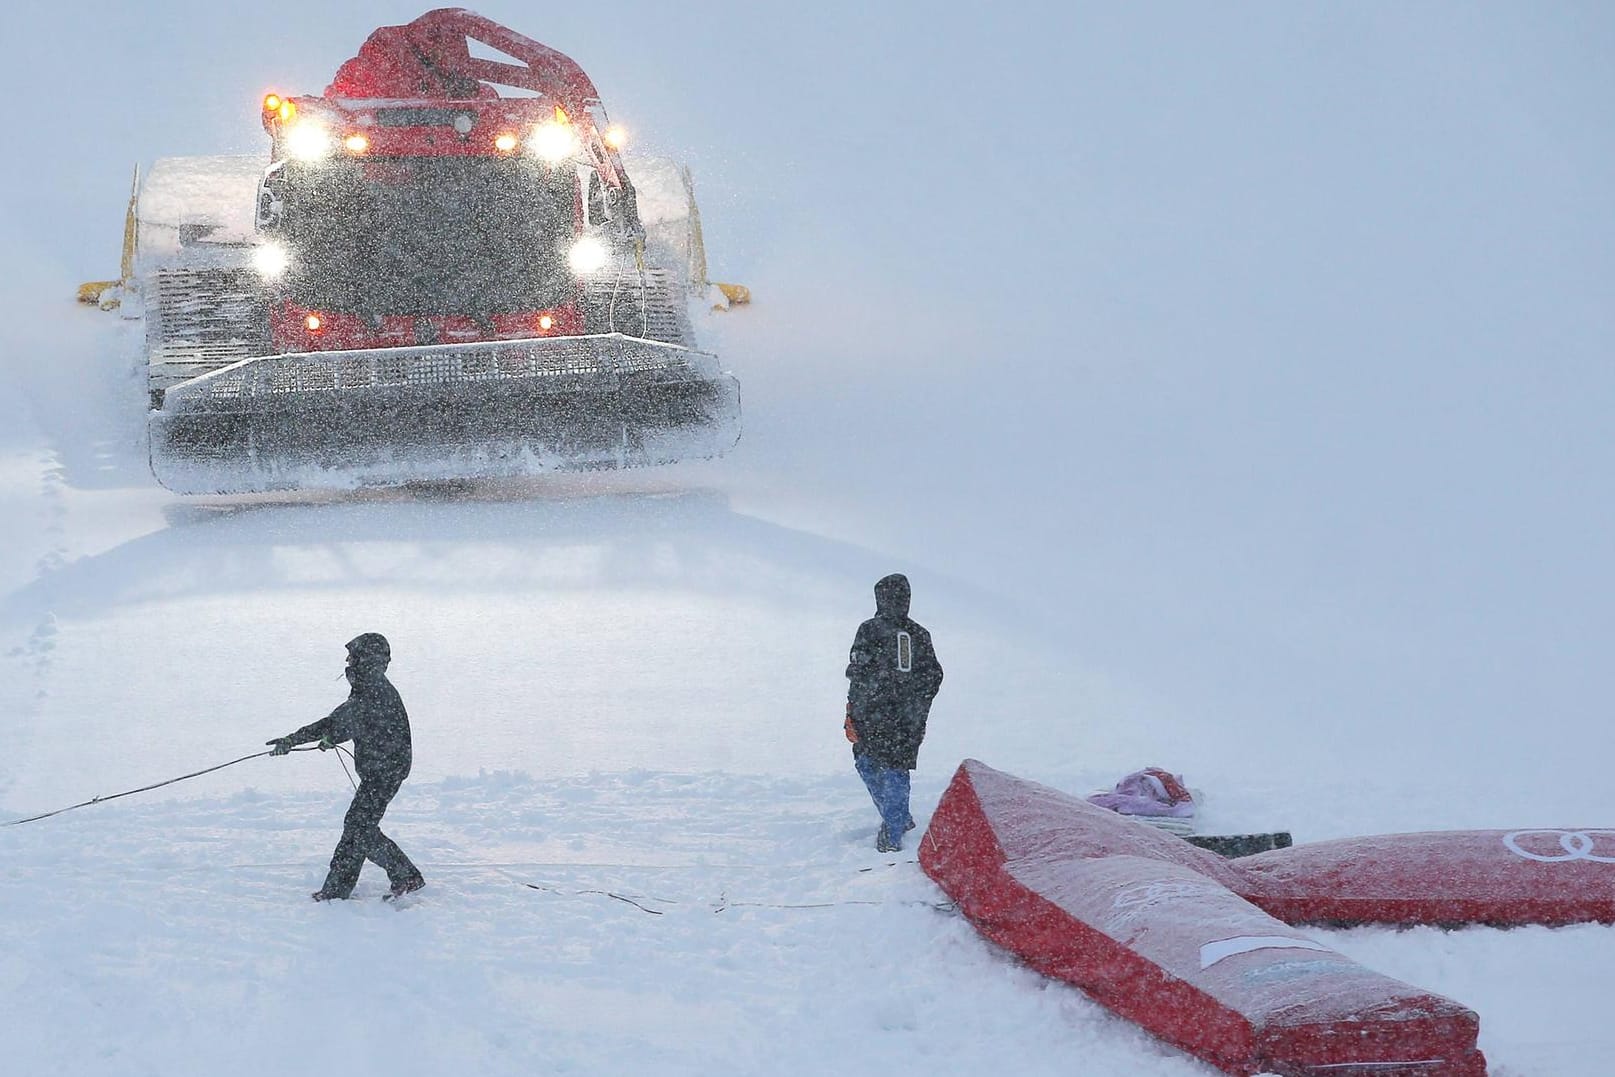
<box><xmin>1502</xmin><ymin>830</ymin><xmax>1615</xmax><ymax>864</ymax></box>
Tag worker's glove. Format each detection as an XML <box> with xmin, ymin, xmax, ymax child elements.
<box><xmin>843</xmin><ymin>702</ymin><xmax>859</xmax><ymax>744</ymax></box>
<box><xmin>318</xmin><ymin>736</ymin><xmax>336</xmax><ymax>752</ymax></box>
<box><xmin>266</xmin><ymin>738</ymin><xmax>292</xmax><ymax>756</ymax></box>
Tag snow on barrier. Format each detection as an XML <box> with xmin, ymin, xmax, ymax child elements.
<box><xmin>920</xmin><ymin>760</ymin><xmax>1488</xmax><ymax>1076</ymax></box>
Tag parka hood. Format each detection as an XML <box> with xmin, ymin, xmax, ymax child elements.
<box><xmin>345</xmin><ymin>632</ymin><xmax>392</xmax><ymax>678</ymax></box>
<box><xmin>874</xmin><ymin>574</ymin><xmax>911</xmax><ymax>619</ymax></box>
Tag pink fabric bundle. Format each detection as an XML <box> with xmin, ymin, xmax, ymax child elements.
<box><xmin>1087</xmin><ymin>766</ymin><xmax>1197</xmax><ymax>818</ymax></box>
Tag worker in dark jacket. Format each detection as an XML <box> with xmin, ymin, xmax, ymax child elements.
<box><xmin>267</xmin><ymin>632</ymin><xmax>425</xmax><ymax>902</ymax></box>
<box><xmin>845</xmin><ymin>573</ymin><xmax>943</xmax><ymax>852</ymax></box>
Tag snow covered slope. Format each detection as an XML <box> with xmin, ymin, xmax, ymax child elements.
<box><xmin>3</xmin><ymin>3</ymin><xmax>1613</xmax><ymax>1074</ymax></box>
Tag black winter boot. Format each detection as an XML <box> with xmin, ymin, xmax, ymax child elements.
<box><xmin>385</xmin><ymin>875</ymin><xmax>426</xmax><ymax>901</ymax></box>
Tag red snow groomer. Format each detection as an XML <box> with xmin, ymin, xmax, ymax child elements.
<box><xmin>127</xmin><ymin>9</ymin><xmax>743</xmax><ymax>494</ymax></box>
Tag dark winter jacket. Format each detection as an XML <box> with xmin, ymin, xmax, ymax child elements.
<box><xmin>846</xmin><ymin>574</ymin><xmax>943</xmax><ymax>770</ymax></box>
<box><xmin>281</xmin><ymin>633</ymin><xmax>413</xmax><ymax>782</ymax></box>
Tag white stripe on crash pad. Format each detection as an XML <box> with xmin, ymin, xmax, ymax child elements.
<box><xmin>1200</xmin><ymin>935</ymin><xmax>1335</xmax><ymax>969</ymax></box>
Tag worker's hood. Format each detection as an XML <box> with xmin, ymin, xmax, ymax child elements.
<box><xmin>345</xmin><ymin>632</ymin><xmax>392</xmax><ymax>682</ymax></box>
<box><xmin>874</xmin><ymin>574</ymin><xmax>911</xmax><ymax>619</ymax></box>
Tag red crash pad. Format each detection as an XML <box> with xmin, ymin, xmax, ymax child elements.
<box><xmin>921</xmin><ymin>759</ymin><xmax>1488</xmax><ymax>1076</ymax></box>
<box><xmin>1239</xmin><ymin>828</ymin><xmax>1615</xmax><ymax>927</ymax></box>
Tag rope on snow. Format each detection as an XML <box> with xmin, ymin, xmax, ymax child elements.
<box><xmin>514</xmin><ymin>859</ymin><xmax>956</xmax><ymax>917</ymax></box>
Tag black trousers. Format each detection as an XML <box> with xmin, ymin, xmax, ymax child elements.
<box><xmin>322</xmin><ymin>772</ymin><xmax>421</xmax><ymax>897</ymax></box>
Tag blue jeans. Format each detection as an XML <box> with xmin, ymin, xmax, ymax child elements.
<box><xmin>855</xmin><ymin>753</ymin><xmax>912</xmax><ymax>848</ymax></box>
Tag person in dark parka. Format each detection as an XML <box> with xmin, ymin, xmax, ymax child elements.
<box><xmin>844</xmin><ymin>573</ymin><xmax>943</xmax><ymax>852</ymax></box>
<box><xmin>267</xmin><ymin>632</ymin><xmax>425</xmax><ymax>902</ymax></box>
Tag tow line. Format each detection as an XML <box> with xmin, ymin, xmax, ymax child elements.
<box><xmin>2</xmin><ymin>744</ymin><xmax>340</xmax><ymax>827</ymax></box>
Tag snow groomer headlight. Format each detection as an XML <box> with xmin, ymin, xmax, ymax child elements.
<box><xmin>528</xmin><ymin>120</ymin><xmax>579</xmax><ymax>164</ymax></box>
<box><xmin>285</xmin><ymin>119</ymin><xmax>336</xmax><ymax>161</ymax></box>
<box><xmin>568</xmin><ymin>236</ymin><xmax>609</xmax><ymax>274</ymax></box>
<box><xmin>252</xmin><ymin>241</ymin><xmax>291</xmax><ymax>278</ymax></box>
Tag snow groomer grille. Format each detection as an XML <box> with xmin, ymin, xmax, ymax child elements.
<box><xmin>145</xmin><ymin>268</ymin><xmax>270</xmax><ymax>390</ymax></box>
<box><xmin>172</xmin><ymin>333</ymin><xmax>721</xmax><ymax>405</ymax></box>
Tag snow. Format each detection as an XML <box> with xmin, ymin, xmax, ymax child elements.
<box><xmin>3</xmin><ymin>2</ymin><xmax>1614</xmax><ymax>1075</ymax></box>
<box><xmin>135</xmin><ymin>155</ymin><xmax>264</xmax><ymax>266</ymax></box>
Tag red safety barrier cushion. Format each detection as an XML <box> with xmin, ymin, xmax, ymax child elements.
<box><xmin>1238</xmin><ymin>829</ymin><xmax>1615</xmax><ymax>928</ymax></box>
<box><xmin>921</xmin><ymin>760</ymin><xmax>1488</xmax><ymax>1076</ymax></box>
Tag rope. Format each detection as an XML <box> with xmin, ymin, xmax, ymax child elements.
<box><xmin>332</xmin><ymin>744</ymin><xmax>358</xmax><ymax>790</ymax></box>
<box><xmin>519</xmin><ymin>884</ymin><xmax>955</xmax><ymax>917</ymax></box>
<box><xmin>1</xmin><ymin>745</ymin><xmax>325</xmax><ymax>827</ymax></box>
<box><xmin>523</xmin><ymin>883</ymin><xmax>667</xmax><ymax>915</ymax></box>
<box><xmin>514</xmin><ymin>860</ymin><xmax>955</xmax><ymax>917</ymax></box>
<box><xmin>713</xmin><ymin>897</ymin><xmax>955</xmax><ymax>914</ymax></box>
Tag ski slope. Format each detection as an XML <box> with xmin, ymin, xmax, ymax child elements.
<box><xmin>3</xmin><ymin>3</ymin><xmax>1614</xmax><ymax>1074</ymax></box>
